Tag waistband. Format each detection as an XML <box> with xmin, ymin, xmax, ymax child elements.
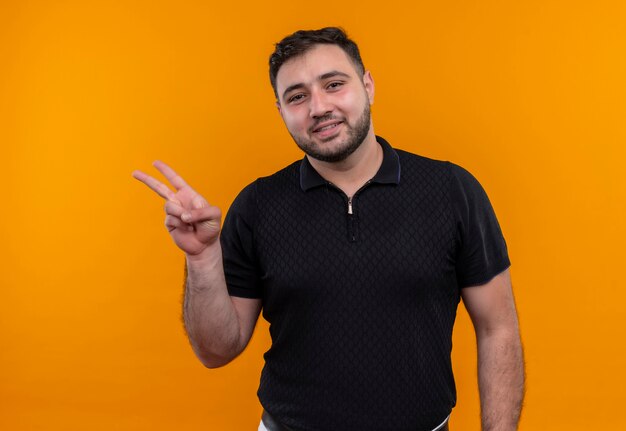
<box><xmin>261</xmin><ymin>410</ymin><xmax>450</xmax><ymax>431</ymax></box>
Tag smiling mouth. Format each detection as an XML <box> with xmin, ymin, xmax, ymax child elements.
<box><xmin>312</xmin><ymin>121</ymin><xmax>343</xmax><ymax>133</ymax></box>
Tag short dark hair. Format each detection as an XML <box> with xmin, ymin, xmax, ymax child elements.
<box><xmin>269</xmin><ymin>27</ymin><xmax>365</xmax><ymax>99</ymax></box>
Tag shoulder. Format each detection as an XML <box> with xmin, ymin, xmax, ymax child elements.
<box><xmin>258</xmin><ymin>160</ymin><xmax>301</xmax><ymax>183</ymax></box>
<box><xmin>390</xmin><ymin>146</ymin><xmax>494</xmax><ymax>215</ymax></box>
<box><xmin>393</xmin><ymin>147</ymin><xmax>458</xmax><ymax>188</ymax></box>
<box><xmin>253</xmin><ymin>160</ymin><xmax>301</xmax><ymax>193</ymax></box>
<box><xmin>395</xmin><ymin>148</ymin><xmax>475</xmax><ymax>179</ymax></box>
<box><xmin>445</xmin><ymin>162</ymin><xmax>483</xmax><ymax>187</ymax></box>
<box><xmin>228</xmin><ymin>160</ymin><xmax>301</xmax><ymax>214</ymax></box>
<box><xmin>444</xmin><ymin>162</ymin><xmax>492</xmax><ymax>207</ymax></box>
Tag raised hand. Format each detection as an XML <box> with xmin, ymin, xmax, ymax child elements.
<box><xmin>132</xmin><ymin>161</ymin><xmax>222</xmax><ymax>257</ymax></box>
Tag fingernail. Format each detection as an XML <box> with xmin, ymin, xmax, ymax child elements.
<box><xmin>181</xmin><ymin>213</ymin><xmax>191</xmax><ymax>222</ymax></box>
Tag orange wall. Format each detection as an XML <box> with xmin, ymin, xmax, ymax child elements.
<box><xmin>1</xmin><ymin>1</ymin><xmax>625</xmax><ymax>429</ymax></box>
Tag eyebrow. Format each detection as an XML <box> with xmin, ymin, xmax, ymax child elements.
<box><xmin>281</xmin><ymin>70</ymin><xmax>351</xmax><ymax>101</ymax></box>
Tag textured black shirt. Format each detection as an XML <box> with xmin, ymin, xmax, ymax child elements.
<box><xmin>220</xmin><ymin>136</ymin><xmax>510</xmax><ymax>431</ymax></box>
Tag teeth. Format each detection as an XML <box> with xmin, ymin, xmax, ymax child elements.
<box><xmin>318</xmin><ymin>123</ymin><xmax>339</xmax><ymax>132</ymax></box>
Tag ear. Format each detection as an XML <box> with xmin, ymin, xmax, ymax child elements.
<box><xmin>276</xmin><ymin>100</ymin><xmax>283</xmax><ymax>117</ymax></box>
<box><xmin>362</xmin><ymin>71</ymin><xmax>375</xmax><ymax>105</ymax></box>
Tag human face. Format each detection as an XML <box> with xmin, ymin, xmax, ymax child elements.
<box><xmin>275</xmin><ymin>44</ymin><xmax>375</xmax><ymax>163</ymax></box>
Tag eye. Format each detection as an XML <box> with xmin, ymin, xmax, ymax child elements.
<box><xmin>327</xmin><ymin>81</ymin><xmax>344</xmax><ymax>90</ymax></box>
<box><xmin>288</xmin><ymin>93</ymin><xmax>306</xmax><ymax>104</ymax></box>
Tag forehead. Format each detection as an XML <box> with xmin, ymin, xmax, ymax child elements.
<box><xmin>275</xmin><ymin>44</ymin><xmax>360</xmax><ymax>93</ymax></box>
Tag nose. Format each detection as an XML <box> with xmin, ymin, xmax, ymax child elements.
<box><xmin>309</xmin><ymin>88</ymin><xmax>332</xmax><ymax>118</ymax></box>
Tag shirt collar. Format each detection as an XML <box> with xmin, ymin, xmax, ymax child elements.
<box><xmin>299</xmin><ymin>135</ymin><xmax>401</xmax><ymax>191</ymax></box>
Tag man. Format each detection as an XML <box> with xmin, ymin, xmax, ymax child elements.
<box><xmin>133</xmin><ymin>27</ymin><xmax>524</xmax><ymax>431</ymax></box>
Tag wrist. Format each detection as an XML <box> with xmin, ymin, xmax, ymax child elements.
<box><xmin>184</xmin><ymin>243</ymin><xmax>226</xmax><ymax>295</ymax></box>
<box><xmin>185</xmin><ymin>242</ymin><xmax>222</xmax><ymax>267</ymax></box>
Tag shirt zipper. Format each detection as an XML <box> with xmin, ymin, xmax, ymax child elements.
<box><xmin>346</xmin><ymin>180</ymin><xmax>371</xmax><ymax>242</ymax></box>
<box><xmin>326</xmin><ymin>180</ymin><xmax>372</xmax><ymax>242</ymax></box>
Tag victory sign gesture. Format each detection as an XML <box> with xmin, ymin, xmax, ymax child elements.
<box><xmin>133</xmin><ymin>161</ymin><xmax>260</xmax><ymax>369</ymax></box>
<box><xmin>132</xmin><ymin>161</ymin><xmax>222</xmax><ymax>257</ymax></box>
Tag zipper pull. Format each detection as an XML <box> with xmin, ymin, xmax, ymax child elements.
<box><xmin>347</xmin><ymin>197</ymin><xmax>353</xmax><ymax>215</ymax></box>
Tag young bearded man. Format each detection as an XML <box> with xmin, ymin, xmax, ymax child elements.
<box><xmin>133</xmin><ymin>27</ymin><xmax>524</xmax><ymax>431</ymax></box>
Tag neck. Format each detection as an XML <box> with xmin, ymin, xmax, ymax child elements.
<box><xmin>307</xmin><ymin>130</ymin><xmax>382</xmax><ymax>197</ymax></box>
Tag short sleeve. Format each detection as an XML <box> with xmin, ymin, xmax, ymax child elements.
<box><xmin>220</xmin><ymin>182</ymin><xmax>263</xmax><ymax>298</ymax></box>
<box><xmin>448</xmin><ymin>163</ymin><xmax>511</xmax><ymax>287</ymax></box>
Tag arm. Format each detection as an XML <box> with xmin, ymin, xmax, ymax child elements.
<box><xmin>461</xmin><ymin>269</ymin><xmax>525</xmax><ymax>431</ymax></box>
<box><xmin>133</xmin><ymin>161</ymin><xmax>261</xmax><ymax>368</ymax></box>
<box><xmin>183</xmin><ymin>245</ymin><xmax>262</xmax><ymax>368</ymax></box>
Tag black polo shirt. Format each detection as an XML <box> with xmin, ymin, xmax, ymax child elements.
<box><xmin>220</xmin><ymin>136</ymin><xmax>510</xmax><ymax>431</ymax></box>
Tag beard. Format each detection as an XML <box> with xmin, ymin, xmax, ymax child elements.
<box><xmin>290</xmin><ymin>102</ymin><xmax>371</xmax><ymax>163</ymax></box>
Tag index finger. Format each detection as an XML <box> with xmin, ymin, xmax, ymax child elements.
<box><xmin>132</xmin><ymin>169</ymin><xmax>177</xmax><ymax>201</ymax></box>
<box><xmin>153</xmin><ymin>160</ymin><xmax>189</xmax><ymax>191</ymax></box>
